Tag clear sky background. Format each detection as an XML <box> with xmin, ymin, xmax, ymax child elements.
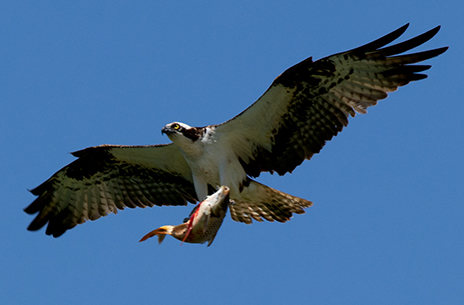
<box><xmin>1</xmin><ymin>1</ymin><xmax>462</xmax><ymax>304</ymax></box>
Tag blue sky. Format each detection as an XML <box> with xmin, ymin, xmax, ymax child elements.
<box><xmin>1</xmin><ymin>1</ymin><xmax>462</xmax><ymax>304</ymax></box>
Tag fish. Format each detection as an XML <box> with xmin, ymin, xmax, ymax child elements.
<box><xmin>139</xmin><ymin>186</ymin><xmax>230</xmax><ymax>246</ymax></box>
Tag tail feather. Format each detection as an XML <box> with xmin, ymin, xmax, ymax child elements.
<box><xmin>229</xmin><ymin>180</ymin><xmax>312</xmax><ymax>224</ymax></box>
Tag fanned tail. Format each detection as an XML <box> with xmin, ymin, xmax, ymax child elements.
<box><xmin>229</xmin><ymin>180</ymin><xmax>312</xmax><ymax>224</ymax></box>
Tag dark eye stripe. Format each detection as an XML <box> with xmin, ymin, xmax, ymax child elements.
<box><xmin>182</xmin><ymin>128</ymin><xmax>201</xmax><ymax>141</ymax></box>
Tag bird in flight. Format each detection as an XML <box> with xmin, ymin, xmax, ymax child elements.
<box><xmin>139</xmin><ymin>186</ymin><xmax>230</xmax><ymax>246</ymax></box>
<box><xmin>25</xmin><ymin>24</ymin><xmax>447</xmax><ymax>238</ymax></box>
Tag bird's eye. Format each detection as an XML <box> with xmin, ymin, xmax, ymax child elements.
<box><xmin>172</xmin><ymin>123</ymin><xmax>180</xmax><ymax>130</ymax></box>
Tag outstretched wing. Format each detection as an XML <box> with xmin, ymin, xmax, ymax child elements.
<box><xmin>215</xmin><ymin>24</ymin><xmax>447</xmax><ymax>177</ymax></box>
<box><xmin>25</xmin><ymin>144</ymin><xmax>197</xmax><ymax>237</ymax></box>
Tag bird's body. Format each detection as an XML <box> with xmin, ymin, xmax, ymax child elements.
<box><xmin>24</xmin><ymin>24</ymin><xmax>448</xmax><ymax>238</ymax></box>
<box><xmin>162</xmin><ymin>124</ymin><xmax>248</xmax><ymax>200</ymax></box>
<box><xmin>139</xmin><ymin>186</ymin><xmax>230</xmax><ymax>246</ymax></box>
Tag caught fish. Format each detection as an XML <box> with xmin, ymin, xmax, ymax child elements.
<box><xmin>139</xmin><ymin>186</ymin><xmax>230</xmax><ymax>246</ymax></box>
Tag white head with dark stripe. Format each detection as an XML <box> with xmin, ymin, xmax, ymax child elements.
<box><xmin>162</xmin><ymin>122</ymin><xmax>204</xmax><ymax>145</ymax></box>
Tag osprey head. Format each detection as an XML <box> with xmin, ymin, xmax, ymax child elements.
<box><xmin>162</xmin><ymin>122</ymin><xmax>202</xmax><ymax>142</ymax></box>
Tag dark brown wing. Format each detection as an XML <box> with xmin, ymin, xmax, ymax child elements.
<box><xmin>215</xmin><ymin>24</ymin><xmax>447</xmax><ymax>177</ymax></box>
<box><xmin>25</xmin><ymin>144</ymin><xmax>197</xmax><ymax>237</ymax></box>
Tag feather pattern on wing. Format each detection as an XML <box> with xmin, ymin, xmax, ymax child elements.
<box><xmin>24</xmin><ymin>144</ymin><xmax>197</xmax><ymax>237</ymax></box>
<box><xmin>215</xmin><ymin>24</ymin><xmax>447</xmax><ymax>177</ymax></box>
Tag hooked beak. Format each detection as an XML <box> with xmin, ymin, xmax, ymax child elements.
<box><xmin>161</xmin><ymin>126</ymin><xmax>171</xmax><ymax>135</ymax></box>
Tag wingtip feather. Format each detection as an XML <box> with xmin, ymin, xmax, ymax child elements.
<box><xmin>348</xmin><ymin>23</ymin><xmax>410</xmax><ymax>54</ymax></box>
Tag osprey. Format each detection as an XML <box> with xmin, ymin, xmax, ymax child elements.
<box><xmin>25</xmin><ymin>24</ymin><xmax>447</xmax><ymax>238</ymax></box>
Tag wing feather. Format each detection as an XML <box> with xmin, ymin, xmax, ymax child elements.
<box><xmin>25</xmin><ymin>144</ymin><xmax>197</xmax><ymax>237</ymax></box>
<box><xmin>215</xmin><ymin>24</ymin><xmax>447</xmax><ymax>177</ymax></box>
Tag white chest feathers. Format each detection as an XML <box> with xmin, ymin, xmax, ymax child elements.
<box><xmin>172</xmin><ymin>126</ymin><xmax>247</xmax><ymax>199</ymax></box>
